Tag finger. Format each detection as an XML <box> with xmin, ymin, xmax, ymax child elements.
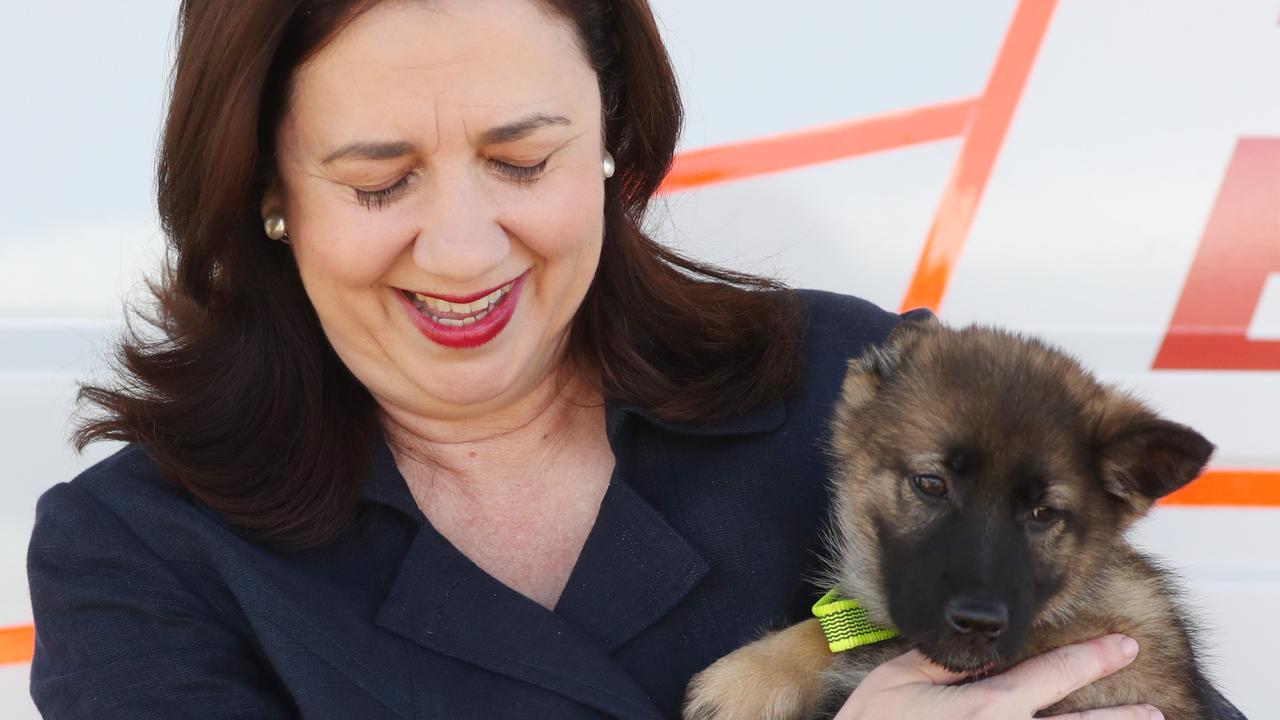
<box><xmin>983</xmin><ymin>634</ymin><xmax>1139</xmax><ymax>711</ymax></box>
<box><xmin>870</xmin><ymin>649</ymin><xmax>972</xmax><ymax>688</ymax></box>
<box><xmin>1045</xmin><ymin>703</ymin><xmax>1164</xmax><ymax>720</ymax></box>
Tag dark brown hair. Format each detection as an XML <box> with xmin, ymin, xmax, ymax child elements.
<box><xmin>76</xmin><ymin>0</ymin><xmax>805</xmax><ymax>548</ymax></box>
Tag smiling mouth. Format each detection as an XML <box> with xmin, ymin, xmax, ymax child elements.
<box><xmin>398</xmin><ymin>275</ymin><xmax>521</xmax><ymax>327</ymax></box>
<box><xmin>401</xmin><ymin>283</ymin><xmax>512</xmax><ymax>326</ymax></box>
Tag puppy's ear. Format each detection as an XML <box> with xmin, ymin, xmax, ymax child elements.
<box><xmin>1091</xmin><ymin>391</ymin><xmax>1215</xmax><ymax>514</ymax></box>
<box><xmin>838</xmin><ymin>314</ymin><xmax>938</xmax><ymax>413</ymax></box>
<box><xmin>881</xmin><ymin>310</ymin><xmax>937</xmax><ymax>363</ymax></box>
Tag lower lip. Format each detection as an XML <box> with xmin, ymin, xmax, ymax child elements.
<box><xmin>395</xmin><ymin>272</ymin><xmax>527</xmax><ymax>349</ymax></box>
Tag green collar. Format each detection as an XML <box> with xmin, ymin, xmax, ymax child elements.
<box><xmin>812</xmin><ymin>589</ymin><xmax>899</xmax><ymax>652</ymax></box>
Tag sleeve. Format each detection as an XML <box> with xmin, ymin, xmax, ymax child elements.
<box><xmin>1197</xmin><ymin>682</ymin><xmax>1248</xmax><ymax>719</ymax></box>
<box><xmin>26</xmin><ymin>482</ymin><xmax>298</xmax><ymax>719</ymax></box>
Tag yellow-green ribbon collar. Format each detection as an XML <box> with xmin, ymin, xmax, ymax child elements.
<box><xmin>812</xmin><ymin>589</ymin><xmax>899</xmax><ymax>653</ymax></box>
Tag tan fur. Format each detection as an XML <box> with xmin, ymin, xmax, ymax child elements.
<box><xmin>1002</xmin><ymin>549</ymin><xmax>1199</xmax><ymax>719</ymax></box>
<box><xmin>684</xmin><ymin>321</ymin><xmax>1219</xmax><ymax>720</ymax></box>
<box><xmin>683</xmin><ymin>619</ymin><xmax>835</xmax><ymax>720</ymax></box>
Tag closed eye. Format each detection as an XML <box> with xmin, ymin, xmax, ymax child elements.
<box><xmin>491</xmin><ymin>158</ymin><xmax>548</xmax><ymax>185</ymax></box>
<box><xmin>353</xmin><ymin>155</ymin><xmax>550</xmax><ymax>210</ymax></box>
<box><xmin>354</xmin><ymin>172</ymin><xmax>414</xmax><ymax>211</ymax></box>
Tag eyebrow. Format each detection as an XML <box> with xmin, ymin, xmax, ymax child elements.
<box><xmin>321</xmin><ymin>114</ymin><xmax>573</xmax><ymax>165</ymax></box>
<box><xmin>478</xmin><ymin>113</ymin><xmax>572</xmax><ymax>144</ymax></box>
<box><xmin>321</xmin><ymin>140</ymin><xmax>415</xmax><ymax>165</ymax></box>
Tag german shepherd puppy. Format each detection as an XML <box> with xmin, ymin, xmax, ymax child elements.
<box><xmin>684</xmin><ymin>318</ymin><xmax>1230</xmax><ymax>720</ymax></box>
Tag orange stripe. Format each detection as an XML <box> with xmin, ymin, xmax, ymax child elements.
<box><xmin>658</xmin><ymin>98</ymin><xmax>977</xmax><ymax>194</ymax></box>
<box><xmin>899</xmin><ymin>0</ymin><xmax>1058</xmax><ymax>313</ymax></box>
<box><xmin>0</xmin><ymin>625</ymin><xmax>33</xmax><ymax>665</ymax></box>
<box><xmin>1161</xmin><ymin>470</ymin><xmax>1280</xmax><ymax>507</ymax></box>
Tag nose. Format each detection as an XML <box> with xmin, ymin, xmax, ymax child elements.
<box><xmin>411</xmin><ymin>167</ymin><xmax>510</xmax><ymax>282</ymax></box>
<box><xmin>945</xmin><ymin>598</ymin><xmax>1008</xmax><ymax>639</ymax></box>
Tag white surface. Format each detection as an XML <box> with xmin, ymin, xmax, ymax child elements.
<box><xmin>1248</xmin><ymin>274</ymin><xmax>1280</xmax><ymax>341</ymax></box>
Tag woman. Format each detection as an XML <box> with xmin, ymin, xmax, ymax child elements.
<box><xmin>27</xmin><ymin>1</ymin><xmax>1228</xmax><ymax>718</ymax></box>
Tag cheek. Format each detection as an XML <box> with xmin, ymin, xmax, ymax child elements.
<box><xmin>296</xmin><ymin>209</ymin><xmax>407</xmax><ymax>289</ymax></box>
<box><xmin>1025</xmin><ymin>522</ymin><xmax>1078</xmax><ymax>595</ymax></box>
<box><xmin>287</xmin><ymin>210</ymin><xmax>411</xmax><ymax>355</ymax></box>
<box><xmin>498</xmin><ymin>170</ymin><xmax>604</xmax><ymax>258</ymax></box>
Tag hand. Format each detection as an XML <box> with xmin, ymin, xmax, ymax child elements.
<box><xmin>833</xmin><ymin>634</ymin><xmax>1163</xmax><ymax>720</ymax></box>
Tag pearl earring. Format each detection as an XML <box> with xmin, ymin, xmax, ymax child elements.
<box><xmin>263</xmin><ymin>211</ymin><xmax>289</xmax><ymax>243</ymax></box>
<box><xmin>602</xmin><ymin>152</ymin><xmax>615</xmax><ymax>179</ymax></box>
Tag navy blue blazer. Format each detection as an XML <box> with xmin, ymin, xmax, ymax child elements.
<box><xmin>26</xmin><ymin>290</ymin><xmax>1245</xmax><ymax>719</ymax></box>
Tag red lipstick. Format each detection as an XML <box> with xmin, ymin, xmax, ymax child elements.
<box><xmin>396</xmin><ymin>271</ymin><xmax>528</xmax><ymax>349</ymax></box>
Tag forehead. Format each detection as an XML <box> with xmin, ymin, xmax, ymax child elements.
<box><xmin>284</xmin><ymin>0</ymin><xmax>599</xmax><ymax>147</ymax></box>
<box><xmin>879</xmin><ymin>348</ymin><xmax>1094</xmax><ymax>489</ymax></box>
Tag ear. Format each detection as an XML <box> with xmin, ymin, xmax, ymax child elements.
<box><xmin>861</xmin><ymin>312</ymin><xmax>937</xmax><ymax>377</ymax></box>
<box><xmin>885</xmin><ymin>309</ymin><xmax>937</xmax><ymax>355</ymax></box>
<box><xmin>836</xmin><ymin>313</ymin><xmax>938</xmax><ymax>415</ymax></box>
<box><xmin>1092</xmin><ymin>392</ymin><xmax>1215</xmax><ymax>513</ymax></box>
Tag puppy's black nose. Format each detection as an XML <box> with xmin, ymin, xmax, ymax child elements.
<box><xmin>945</xmin><ymin>598</ymin><xmax>1008</xmax><ymax>639</ymax></box>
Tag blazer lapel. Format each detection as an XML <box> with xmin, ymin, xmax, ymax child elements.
<box><xmin>553</xmin><ymin>472</ymin><xmax>709</xmax><ymax>653</ymax></box>
<box><xmin>374</xmin><ymin>521</ymin><xmax>664</xmax><ymax>719</ymax></box>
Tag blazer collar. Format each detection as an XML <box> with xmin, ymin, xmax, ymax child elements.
<box><xmin>605</xmin><ymin>397</ymin><xmax>787</xmax><ymax>438</ymax></box>
<box><xmin>358</xmin><ymin>431</ymin><xmax>425</xmax><ymax>521</ymax></box>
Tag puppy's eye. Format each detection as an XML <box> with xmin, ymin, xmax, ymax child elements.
<box><xmin>912</xmin><ymin>474</ymin><xmax>948</xmax><ymax>498</ymax></box>
<box><xmin>1028</xmin><ymin>506</ymin><xmax>1062</xmax><ymax>526</ymax></box>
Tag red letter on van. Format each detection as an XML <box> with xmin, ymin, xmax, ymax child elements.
<box><xmin>1153</xmin><ymin>138</ymin><xmax>1280</xmax><ymax>370</ymax></box>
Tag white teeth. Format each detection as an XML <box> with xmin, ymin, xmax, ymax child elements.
<box><xmin>407</xmin><ymin>284</ymin><xmax>509</xmax><ymax>327</ymax></box>
<box><xmin>413</xmin><ymin>282</ymin><xmax>512</xmax><ymax>316</ymax></box>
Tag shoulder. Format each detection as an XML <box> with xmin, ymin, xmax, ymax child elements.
<box><xmin>37</xmin><ymin>443</ymin><xmax>193</xmax><ymax>522</ymax></box>
<box><xmin>787</xmin><ymin>288</ymin><xmax>932</xmax><ymax>408</ymax></box>
<box><xmin>793</xmin><ymin>288</ymin><xmax>903</xmax><ymax>343</ymax></box>
<box><xmin>793</xmin><ymin>288</ymin><xmax>931</xmax><ymax>355</ymax></box>
<box><xmin>27</xmin><ymin>447</ymin><xmax>302</xmax><ymax>717</ymax></box>
<box><xmin>31</xmin><ymin>444</ymin><xmax>232</xmax><ymax>566</ymax></box>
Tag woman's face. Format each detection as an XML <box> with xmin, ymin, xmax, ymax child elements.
<box><xmin>272</xmin><ymin>0</ymin><xmax>606</xmax><ymax>421</ymax></box>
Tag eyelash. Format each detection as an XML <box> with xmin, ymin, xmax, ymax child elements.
<box><xmin>355</xmin><ymin>174</ymin><xmax>412</xmax><ymax>211</ymax></box>
<box><xmin>353</xmin><ymin>159</ymin><xmax>550</xmax><ymax>210</ymax></box>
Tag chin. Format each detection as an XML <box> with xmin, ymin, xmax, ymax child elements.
<box><xmin>421</xmin><ymin>371</ymin><xmax>519</xmax><ymax>409</ymax></box>
<box><xmin>914</xmin><ymin>637</ymin><xmax>1007</xmax><ymax>676</ymax></box>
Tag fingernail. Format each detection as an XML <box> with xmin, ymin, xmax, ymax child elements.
<box><xmin>1144</xmin><ymin>705</ymin><xmax>1164</xmax><ymax>720</ymax></box>
<box><xmin>1120</xmin><ymin>636</ymin><xmax>1139</xmax><ymax>659</ymax></box>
